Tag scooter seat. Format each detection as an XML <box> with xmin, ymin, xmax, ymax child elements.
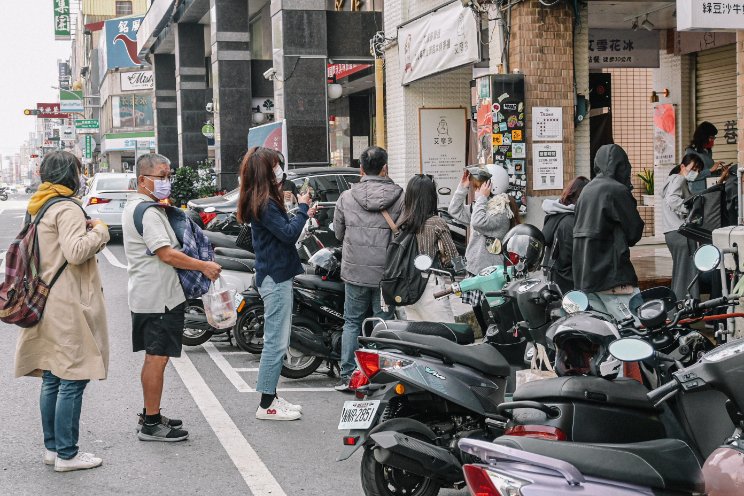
<box><xmin>513</xmin><ymin>376</ymin><xmax>661</xmax><ymax>411</ymax></box>
<box><xmin>371</xmin><ymin>320</ymin><xmax>474</xmax><ymax>345</ymax></box>
<box><xmin>294</xmin><ymin>274</ymin><xmax>345</xmax><ymax>293</ymax></box>
<box><xmin>214</xmin><ymin>255</ymin><xmax>255</xmax><ymax>273</ymax></box>
<box><xmin>214</xmin><ymin>247</ymin><xmax>255</xmax><ymax>259</ymax></box>
<box><xmin>374</xmin><ymin>331</ymin><xmax>510</xmax><ymax>377</ymax></box>
<box><xmin>493</xmin><ymin>436</ymin><xmax>704</xmax><ymax>494</ymax></box>
<box><xmin>205</xmin><ymin>231</ymin><xmax>238</xmax><ymax>248</ymax></box>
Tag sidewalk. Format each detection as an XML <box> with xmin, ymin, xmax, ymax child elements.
<box><xmin>631</xmin><ymin>242</ymin><xmax>672</xmax><ymax>290</ymax></box>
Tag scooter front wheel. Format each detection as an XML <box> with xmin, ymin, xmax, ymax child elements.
<box><xmin>182</xmin><ymin>300</ymin><xmax>214</xmax><ymax>346</ymax></box>
<box><xmin>234</xmin><ymin>304</ymin><xmax>265</xmax><ymax>354</ymax></box>
<box><xmin>360</xmin><ymin>446</ymin><xmax>440</xmax><ymax>496</ymax></box>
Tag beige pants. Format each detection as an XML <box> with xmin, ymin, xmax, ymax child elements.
<box><xmin>404</xmin><ymin>276</ymin><xmax>455</xmax><ymax>323</ymax></box>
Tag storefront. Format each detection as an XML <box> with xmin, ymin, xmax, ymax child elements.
<box><xmin>327</xmin><ymin>63</ymin><xmax>375</xmax><ymax>168</ymax></box>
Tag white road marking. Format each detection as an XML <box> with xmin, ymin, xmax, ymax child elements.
<box><xmin>202</xmin><ymin>342</ymin><xmax>255</xmax><ymax>392</ymax></box>
<box><xmin>101</xmin><ymin>247</ymin><xmax>128</xmax><ymax>269</ymax></box>
<box><xmin>276</xmin><ymin>387</ymin><xmax>336</xmax><ymax>392</ymax></box>
<box><xmin>221</xmin><ymin>351</ymin><xmax>250</xmax><ymax>355</ymax></box>
<box><xmin>170</xmin><ymin>351</ymin><xmax>287</xmax><ymax>496</ymax></box>
<box><xmin>234</xmin><ymin>367</ymin><xmax>260</xmax><ymax>372</ymax></box>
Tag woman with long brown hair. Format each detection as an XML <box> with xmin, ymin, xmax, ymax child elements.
<box><xmin>237</xmin><ymin>147</ymin><xmax>314</xmax><ymax>421</ymax></box>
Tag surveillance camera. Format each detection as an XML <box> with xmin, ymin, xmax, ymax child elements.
<box><xmin>206</xmin><ymin>102</ymin><xmax>214</xmax><ymax>113</ymax></box>
<box><xmin>263</xmin><ymin>68</ymin><xmax>277</xmax><ymax>81</ymax></box>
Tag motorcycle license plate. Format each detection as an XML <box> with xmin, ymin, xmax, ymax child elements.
<box><xmin>338</xmin><ymin>400</ymin><xmax>380</xmax><ymax>430</ymax></box>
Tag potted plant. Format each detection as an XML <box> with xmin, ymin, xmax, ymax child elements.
<box><xmin>637</xmin><ymin>169</ymin><xmax>654</xmax><ymax>206</ymax></box>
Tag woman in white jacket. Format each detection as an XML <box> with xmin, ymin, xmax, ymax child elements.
<box><xmin>662</xmin><ymin>153</ymin><xmax>704</xmax><ymax>299</ymax></box>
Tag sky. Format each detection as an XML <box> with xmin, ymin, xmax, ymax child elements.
<box><xmin>0</xmin><ymin>1</ymin><xmax>72</xmax><ymax>156</ymax></box>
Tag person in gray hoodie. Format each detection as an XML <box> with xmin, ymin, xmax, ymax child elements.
<box><xmin>541</xmin><ymin>176</ymin><xmax>589</xmax><ymax>293</ymax></box>
<box><xmin>333</xmin><ymin>146</ymin><xmax>404</xmax><ymax>391</ymax></box>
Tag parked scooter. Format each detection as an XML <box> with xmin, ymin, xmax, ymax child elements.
<box><xmin>0</xmin><ymin>186</ymin><xmax>8</xmax><ymax>201</ymax></box>
<box><xmin>459</xmin><ymin>336</ymin><xmax>744</xmax><ymax>496</ymax></box>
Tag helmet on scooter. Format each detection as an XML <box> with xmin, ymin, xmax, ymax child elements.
<box><xmin>309</xmin><ymin>247</ymin><xmax>341</xmax><ymax>277</ymax></box>
<box><xmin>546</xmin><ymin>313</ymin><xmax>622</xmax><ymax>379</ymax></box>
<box><xmin>502</xmin><ymin>224</ymin><xmax>545</xmax><ymax>272</ymax></box>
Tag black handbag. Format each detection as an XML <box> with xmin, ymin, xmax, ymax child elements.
<box><xmin>677</xmin><ymin>185</ymin><xmax>725</xmax><ymax>244</ymax></box>
<box><xmin>235</xmin><ymin>224</ymin><xmax>254</xmax><ymax>252</ymax></box>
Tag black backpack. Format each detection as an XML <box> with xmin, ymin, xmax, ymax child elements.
<box><xmin>380</xmin><ymin>227</ymin><xmax>430</xmax><ymax>307</ymax></box>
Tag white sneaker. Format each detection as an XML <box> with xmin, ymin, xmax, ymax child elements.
<box><xmin>255</xmin><ymin>399</ymin><xmax>301</xmax><ymax>421</ymax></box>
<box><xmin>275</xmin><ymin>396</ymin><xmax>302</xmax><ymax>413</ymax></box>
<box><xmin>43</xmin><ymin>450</ymin><xmax>57</xmax><ymax>466</ymax></box>
<box><xmin>54</xmin><ymin>452</ymin><xmax>103</xmax><ymax>472</ymax></box>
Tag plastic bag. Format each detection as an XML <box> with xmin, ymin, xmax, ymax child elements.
<box><xmin>201</xmin><ymin>277</ymin><xmax>237</xmax><ymax>329</ymax></box>
<box><xmin>515</xmin><ymin>343</ymin><xmax>557</xmax><ymax>390</ymax></box>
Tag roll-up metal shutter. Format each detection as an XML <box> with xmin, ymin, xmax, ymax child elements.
<box><xmin>696</xmin><ymin>44</ymin><xmax>737</xmax><ymax>164</ymax></box>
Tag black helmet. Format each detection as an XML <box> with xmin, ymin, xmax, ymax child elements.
<box><xmin>546</xmin><ymin>313</ymin><xmax>621</xmax><ymax>379</ymax></box>
<box><xmin>502</xmin><ymin>224</ymin><xmax>545</xmax><ymax>272</ymax></box>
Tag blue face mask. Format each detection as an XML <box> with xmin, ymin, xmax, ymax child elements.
<box><xmin>686</xmin><ymin>170</ymin><xmax>699</xmax><ymax>183</ymax></box>
<box><xmin>148</xmin><ymin>179</ymin><xmax>171</xmax><ymax>200</ymax></box>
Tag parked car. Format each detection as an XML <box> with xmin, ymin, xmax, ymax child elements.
<box><xmin>187</xmin><ymin>167</ymin><xmax>361</xmax><ymax>225</ymax></box>
<box><xmin>81</xmin><ymin>172</ymin><xmax>136</xmax><ymax>235</ymax></box>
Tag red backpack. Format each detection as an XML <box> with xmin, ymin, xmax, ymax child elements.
<box><xmin>0</xmin><ymin>197</ymin><xmax>80</xmax><ymax>327</ymax></box>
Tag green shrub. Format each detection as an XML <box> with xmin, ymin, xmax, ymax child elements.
<box><xmin>171</xmin><ymin>160</ymin><xmax>217</xmax><ymax>207</ymax></box>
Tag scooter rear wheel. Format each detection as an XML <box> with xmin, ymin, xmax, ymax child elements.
<box><xmin>234</xmin><ymin>304</ymin><xmax>265</xmax><ymax>354</ymax></box>
<box><xmin>280</xmin><ymin>319</ymin><xmax>323</xmax><ymax>379</ymax></box>
<box><xmin>182</xmin><ymin>300</ymin><xmax>214</xmax><ymax>346</ymax></box>
<box><xmin>360</xmin><ymin>446</ymin><xmax>440</xmax><ymax>496</ymax></box>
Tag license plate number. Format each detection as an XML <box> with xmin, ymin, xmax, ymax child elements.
<box><xmin>338</xmin><ymin>400</ymin><xmax>380</xmax><ymax>430</ymax></box>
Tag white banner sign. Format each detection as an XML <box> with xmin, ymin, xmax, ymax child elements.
<box><xmin>532</xmin><ymin>107</ymin><xmax>563</xmax><ymax>141</ymax></box>
<box><xmin>419</xmin><ymin>108</ymin><xmax>467</xmax><ymax>208</ymax></box>
<box><xmin>398</xmin><ymin>1</ymin><xmax>479</xmax><ymax>86</ymax></box>
<box><xmin>588</xmin><ymin>29</ymin><xmax>659</xmax><ymax>68</ymax></box>
<box><xmin>677</xmin><ymin>0</ymin><xmax>744</xmax><ymax>31</ymax></box>
<box><xmin>120</xmin><ymin>71</ymin><xmax>154</xmax><ymax>91</ymax></box>
<box><xmin>533</xmin><ymin>143</ymin><xmax>564</xmax><ymax>191</ymax></box>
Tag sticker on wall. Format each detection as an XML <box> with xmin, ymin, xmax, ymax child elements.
<box><xmin>513</xmin><ymin>160</ymin><xmax>525</xmax><ymax>174</ymax></box>
<box><xmin>499</xmin><ymin>122</ymin><xmax>508</xmax><ymax>132</ymax></box>
<box><xmin>512</xmin><ymin>129</ymin><xmax>523</xmax><ymax>141</ymax></box>
<box><xmin>502</xmin><ymin>134</ymin><xmax>512</xmax><ymax>145</ymax></box>
<box><xmin>507</xmin><ymin>115</ymin><xmax>519</xmax><ymax>128</ymax></box>
<box><xmin>492</xmin><ymin>103</ymin><xmax>501</xmax><ymax>113</ymax></box>
<box><xmin>492</xmin><ymin>134</ymin><xmax>503</xmax><ymax>146</ymax></box>
<box><xmin>512</xmin><ymin>142</ymin><xmax>526</xmax><ymax>158</ymax></box>
<box><xmin>498</xmin><ymin>93</ymin><xmax>510</xmax><ymax>102</ymax></box>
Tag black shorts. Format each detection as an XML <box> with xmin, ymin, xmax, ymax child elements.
<box><xmin>131</xmin><ymin>303</ymin><xmax>186</xmax><ymax>357</ymax></box>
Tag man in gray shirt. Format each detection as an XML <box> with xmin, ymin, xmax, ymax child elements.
<box><xmin>122</xmin><ymin>154</ymin><xmax>221</xmax><ymax>441</ymax></box>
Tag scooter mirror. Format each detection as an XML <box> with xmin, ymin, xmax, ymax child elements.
<box><xmin>608</xmin><ymin>338</ymin><xmax>654</xmax><ymax>362</ymax></box>
<box><xmin>694</xmin><ymin>244</ymin><xmax>721</xmax><ymax>272</ymax></box>
<box><xmin>562</xmin><ymin>291</ymin><xmax>589</xmax><ymax>314</ymax></box>
<box><xmin>203</xmin><ymin>206</ymin><xmax>216</xmax><ymax>213</ymax></box>
<box><xmin>486</xmin><ymin>238</ymin><xmax>502</xmax><ymax>255</ymax></box>
<box><xmin>438</xmin><ymin>187</ymin><xmax>452</xmax><ymax>196</ymax></box>
<box><xmin>414</xmin><ymin>254</ymin><xmax>433</xmax><ymax>271</ymax></box>
<box><xmin>328</xmin><ymin>222</ymin><xmax>334</xmax><ymax>232</ymax></box>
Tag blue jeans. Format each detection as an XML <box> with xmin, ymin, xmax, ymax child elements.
<box><xmin>341</xmin><ymin>283</ymin><xmax>395</xmax><ymax>380</ymax></box>
<box><xmin>256</xmin><ymin>276</ymin><xmax>293</xmax><ymax>395</ymax></box>
<box><xmin>40</xmin><ymin>371</ymin><xmax>89</xmax><ymax>460</ymax></box>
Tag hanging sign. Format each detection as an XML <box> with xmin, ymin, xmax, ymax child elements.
<box><xmin>398</xmin><ymin>1</ymin><xmax>480</xmax><ymax>85</ymax></box>
<box><xmin>653</xmin><ymin>104</ymin><xmax>676</xmax><ymax>166</ymax></box>
<box><xmin>75</xmin><ymin>119</ymin><xmax>99</xmax><ymax>131</ymax></box>
<box><xmin>54</xmin><ymin>0</ymin><xmax>71</xmax><ymax>40</ymax></box>
<box><xmin>532</xmin><ymin>107</ymin><xmax>563</xmax><ymax>141</ymax></box>
<box><xmin>588</xmin><ymin>29</ymin><xmax>659</xmax><ymax>69</ymax></box>
<box><xmin>59</xmin><ymin>90</ymin><xmax>84</xmax><ymax>113</ymax></box>
<box><xmin>677</xmin><ymin>0</ymin><xmax>744</xmax><ymax>31</ymax></box>
<box><xmin>120</xmin><ymin>71</ymin><xmax>154</xmax><ymax>91</ymax></box>
<box><xmin>201</xmin><ymin>122</ymin><xmax>215</xmax><ymax>139</ymax></box>
<box><xmin>533</xmin><ymin>143</ymin><xmax>564</xmax><ymax>191</ymax></box>
<box><xmin>83</xmin><ymin>135</ymin><xmax>94</xmax><ymax>160</ymax></box>
<box><xmin>419</xmin><ymin>107</ymin><xmax>468</xmax><ymax>208</ymax></box>
<box><xmin>36</xmin><ymin>103</ymin><xmax>70</xmax><ymax>119</ymax></box>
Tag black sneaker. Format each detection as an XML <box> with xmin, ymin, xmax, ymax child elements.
<box><xmin>334</xmin><ymin>380</ymin><xmax>352</xmax><ymax>393</ymax></box>
<box><xmin>137</xmin><ymin>422</ymin><xmax>189</xmax><ymax>442</ymax></box>
<box><xmin>136</xmin><ymin>412</ymin><xmax>183</xmax><ymax>432</ymax></box>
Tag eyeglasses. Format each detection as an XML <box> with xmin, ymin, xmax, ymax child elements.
<box><xmin>143</xmin><ymin>174</ymin><xmax>174</xmax><ymax>183</ymax></box>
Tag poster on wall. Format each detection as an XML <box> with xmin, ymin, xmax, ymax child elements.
<box><xmin>653</xmin><ymin>104</ymin><xmax>676</xmax><ymax>166</ymax></box>
<box><xmin>247</xmin><ymin>120</ymin><xmax>289</xmax><ymax>168</ymax></box>
<box><xmin>419</xmin><ymin>107</ymin><xmax>467</xmax><ymax>208</ymax></box>
<box><xmin>532</xmin><ymin>107</ymin><xmax>563</xmax><ymax>141</ymax></box>
<box><xmin>533</xmin><ymin>143</ymin><xmax>564</xmax><ymax>191</ymax></box>
<box><xmin>475</xmin><ymin>74</ymin><xmax>527</xmax><ymax>214</ymax></box>
<box><xmin>398</xmin><ymin>1</ymin><xmax>480</xmax><ymax>85</ymax></box>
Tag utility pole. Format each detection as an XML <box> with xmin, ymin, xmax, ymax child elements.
<box><xmin>371</xmin><ymin>32</ymin><xmax>386</xmax><ymax>149</ymax></box>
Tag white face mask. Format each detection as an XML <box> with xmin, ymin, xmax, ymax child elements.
<box><xmin>686</xmin><ymin>170</ymin><xmax>699</xmax><ymax>182</ymax></box>
<box><xmin>274</xmin><ymin>166</ymin><xmax>284</xmax><ymax>184</ymax></box>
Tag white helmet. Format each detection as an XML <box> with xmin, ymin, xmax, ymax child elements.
<box><xmin>485</xmin><ymin>164</ymin><xmax>510</xmax><ymax>196</ymax></box>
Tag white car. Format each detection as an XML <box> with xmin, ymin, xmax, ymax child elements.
<box><xmin>81</xmin><ymin>172</ymin><xmax>136</xmax><ymax>235</ymax></box>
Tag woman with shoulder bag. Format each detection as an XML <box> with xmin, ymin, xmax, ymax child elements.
<box><xmin>400</xmin><ymin>175</ymin><xmax>461</xmax><ymax>322</ymax></box>
<box><xmin>237</xmin><ymin>147</ymin><xmax>316</xmax><ymax>421</ymax></box>
<box><xmin>15</xmin><ymin>151</ymin><xmax>110</xmax><ymax>472</ymax></box>
<box><xmin>662</xmin><ymin>153</ymin><xmax>704</xmax><ymax>299</ymax></box>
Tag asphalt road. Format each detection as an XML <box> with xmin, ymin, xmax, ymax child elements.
<box><xmin>0</xmin><ymin>195</ymin><xmax>467</xmax><ymax>496</ymax></box>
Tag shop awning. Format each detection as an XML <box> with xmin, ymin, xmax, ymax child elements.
<box><xmin>136</xmin><ymin>0</ymin><xmax>177</xmax><ymax>58</ymax></box>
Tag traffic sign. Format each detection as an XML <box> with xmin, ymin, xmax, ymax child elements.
<box><xmin>75</xmin><ymin>119</ymin><xmax>99</xmax><ymax>129</ymax></box>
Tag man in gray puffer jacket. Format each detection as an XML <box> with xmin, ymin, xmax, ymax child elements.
<box><xmin>333</xmin><ymin>146</ymin><xmax>404</xmax><ymax>390</ymax></box>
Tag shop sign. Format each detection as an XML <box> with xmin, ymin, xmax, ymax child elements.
<box><xmin>533</xmin><ymin>143</ymin><xmax>564</xmax><ymax>191</ymax></box>
<box><xmin>59</xmin><ymin>90</ymin><xmax>84</xmax><ymax>113</ymax></box>
<box><xmin>58</xmin><ymin>61</ymin><xmax>71</xmax><ymax>89</ymax></box>
<box><xmin>327</xmin><ymin>64</ymin><xmax>371</xmax><ymax>81</ymax></box>
<box><xmin>398</xmin><ymin>1</ymin><xmax>480</xmax><ymax>86</ymax></box>
<box><xmin>102</xmin><ymin>135</ymin><xmax>155</xmax><ymax>153</ymax></box>
<box><xmin>102</xmin><ymin>17</ymin><xmax>145</xmax><ymax>72</ymax></box>
<box><xmin>83</xmin><ymin>135</ymin><xmax>94</xmax><ymax>160</ymax></box>
<box><xmin>653</xmin><ymin>104</ymin><xmax>676</xmax><ymax>166</ymax></box>
<box><xmin>677</xmin><ymin>0</ymin><xmax>744</xmax><ymax>31</ymax></box>
<box><xmin>36</xmin><ymin>103</ymin><xmax>70</xmax><ymax>119</ymax></box>
<box><xmin>675</xmin><ymin>31</ymin><xmax>736</xmax><ymax>54</ymax></box>
<box><xmin>201</xmin><ymin>122</ymin><xmax>215</xmax><ymax>139</ymax></box>
<box><xmin>588</xmin><ymin>29</ymin><xmax>659</xmax><ymax>69</ymax></box>
<box><xmin>247</xmin><ymin>120</ymin><xmax>289</xmax><ymax>165</ymax></box>
<box><xmin>54</xmin><ymin>0</ymin><xmax>71</xmax><ymax>40</ymax></box>
<box><xmin>120</xmin><ymin>71</ymin><xmax>154</xmax><ymax>91</ymax></box>
<box><xmin>419</xmin><ymin>108</ymin><xmax>467</xmax><ymax>208</ymax></box>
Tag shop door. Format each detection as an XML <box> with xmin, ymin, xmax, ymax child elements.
<box><xmin>696</xmin><ymin>44</ymin><xmax>737</xmax><ymax>164</ymax></box>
